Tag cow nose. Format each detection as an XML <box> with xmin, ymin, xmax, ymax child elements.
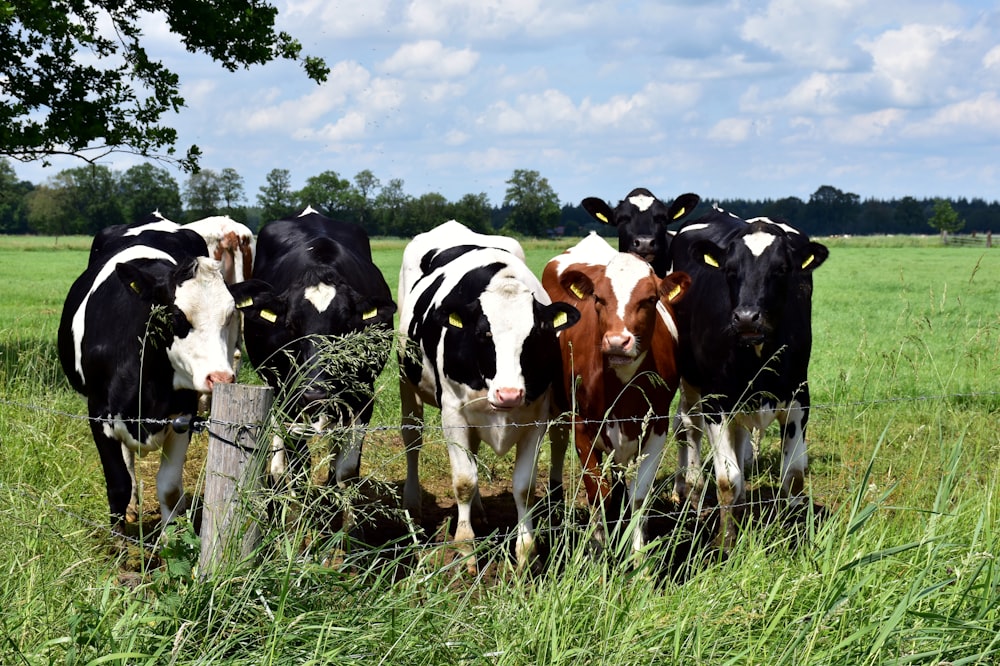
<box><xmin>732</xmin><ymin>308</ymin><xmax>763</xmax><ymax>333</ymax></box>
<box><xmin>491</xmin><ymin>387</ymin><xmax>525</xmax><ymax>409</ymax></box>
<box><xmin>205</xmin><ymin>370</ymin><xmax>235</xmax><ymax>391</ymax></box>
<box><xmin>603</xmin><ymin>332</ymin><xmax>634</xmax><ymax>354</ymax></box>
<box><xmin>631</xmin><ymin>236</ymin><xmax>656</xmax><ymax>254</ymax></box>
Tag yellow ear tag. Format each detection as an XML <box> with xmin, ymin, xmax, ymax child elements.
<box><xmin>596</xmin><ymin>212</ymin><xmax>609</xmax><ymax>223</ymax></box>
<box><xmin>673</xmin><ymin>207</ymin><xmax>686</xmax><ymax>219</ymax></box>
<box><xmin>703</xmin><ymin>254</ymin><xmax>719</xmax><ymax>268</ymax></box>
<box><xmin>363</xmin><ymin>307</ymin><xmax>378</xmax><ymax>319</ymax></box>
<box><xmin>129</xmin><ymin>281</ymin><xmax>140</xmax><ymax>294</ymax></box>
<box><xmin>569</xmin><ymin>283</ymin><xmax>586</xmax><ymax>299</ymax></box>
<box><xmin>801</xmin><ymin>254</ymin><xmax>815</xmax><ymax>269</ymax></box>
<box><xmin>553</xmin><ymin>311</ymin><xmax>568</xmax><ymax>328</ymax></box>
<box><xmin>667</xmin><ymin>284</ymin><xmax>682</xmax><ymax>301</ymax></box>
<box><xmin>236</xmin><ymin>297</ymin><xmax>253</xmax><ymax>308</ymax></box>
<box><xmin>448</xmin><ymin>313</ymin><xmax>463</xmax><ymax>328</ymax></box>
<box><xmin>260</xmin><ymin>309</ymin><xmax>277</xmax><ymax>323</ymax></box>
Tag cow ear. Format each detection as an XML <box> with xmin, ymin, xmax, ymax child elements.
<box><xmin>559</xmin><ymin>270</ymin><xmax>594</xmax><ymax>301</ymax></box>
<box><xmin>232</xmin><ymin>281</ymin><xmax>285</xmax><ymax>325</ymax></box>
<box><xmin>668</xmin><ymin>193</ymin><xmax>700</xmax><ymax>222</ymax></box>
<box><xmin>690</xmin><ymin>240</ymin><xmax>723</xmax><ymax>269</ymax></box>
<box><xmin>360</xmin><ymin>298</ymin><xmax>398</xmax><ymax>323</ymax></box>
<box><xmin>115</xmin><ymin>262</ymin><xmax>167</xmax><ymax>303</ymax></box>
<box><xmin>544</xmin><ymin>301</ymin><xmax>581</xmax><ymax>332</ymax></box>
<box><xmin>798</xmin><ymin>242</ymin><xmax>829</xmax><ymax>272</ymax></box>
<box><xmin>581</xmin><ymin>197</ymin><xmax>615</xmax><ymax>225</ymax></box>
<box><xmin>659</xmin><ymin>271</ymin><xmax>691</xmax><ymax>304</ymax></box>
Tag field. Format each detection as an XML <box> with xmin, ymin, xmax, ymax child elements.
<box><xmin>1</xmin><ymin>233</ymin><xmax>999</xmax><ymax>665</ymax></box>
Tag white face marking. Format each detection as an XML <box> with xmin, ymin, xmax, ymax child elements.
<box><xmin>743</xmin><ymin>231</ymin><xmax>777</xmax><ymax>257</ymax></box>
<box><xmin>478</xmin><ymin>275</ymin><xmax>535</xmax><ymax>403</ymax></box>
<box><xmin>656</xmin><ymin>301</ymin><xmax>680</xmax><ymax>341</ymax></box>
<box><xmin>72</xmin><ymin>245</ymin><xmax>176</xmax><ymax>385</ymax></box>
<box><xmin>606</xmin><ymin>253</ymin><xmax>652</xmax><ymax>323</ymax></box>
<box><xmin>166</xmin><ymin>257</ymin><xmax>239</xmax><ymax>392</ymax></box>
<box><xmin>304</xmin><ymin>283</ymin><xmax>337</xmax><ymax>312</ymax></box>
<box><xmin>298</xmin><ymin>205</ymin><xmax>321</xmax><ymax>217</ymax></box>
<box><xmin>628</xmin><ymin>194</ymin><xmax>655</xmax><ymax>212</ymax></box>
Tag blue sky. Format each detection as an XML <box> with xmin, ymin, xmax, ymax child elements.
<box><xmin>13</xmin><ymin>0</ymin><xmax>1000</xmax><ymax>209</ymax></box>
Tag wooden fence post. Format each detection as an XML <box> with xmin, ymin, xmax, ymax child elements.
<box><xmin>198</xmin><ymin>383</ymin><xmax>273</xmax><ymax>578</ymax></box>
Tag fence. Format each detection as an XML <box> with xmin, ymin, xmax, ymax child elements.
<box><xmin>2</xmin><ymin>385</ymin><xmax>998</xmax><ymax>576</ymax></box>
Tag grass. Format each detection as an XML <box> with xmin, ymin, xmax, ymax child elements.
<box><xmin>1</xmin><ymin>233</ymin><xmax>999</xmax><ymax>664</ymax></box>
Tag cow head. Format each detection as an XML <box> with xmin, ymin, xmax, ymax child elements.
<box><xmin>436</xmin><ymin>271</ymin><xmax>580</xmax><ymax>410</ymax></box>
<box><xmin>689</xmin><ymin>218</ymin><xmax>828</xmax><ymax>353</ymax></box>
<box><xmin>558</xmin><ymin>254</ymin><xmax>690</xmax><ymax>367</ymax></box>
<box><xmin>238</xmin><ymin>266</ymin><xmax>396</xmax><ymax>415</ymax></box>
<box><xmin>582</xmin><ymin>188</ymin><xmax>700</xmax><ymax>272</ymax></box>
<box><xmin>115</xmin><ymin>256</ymin><xmax>256</xmax><ymax>393</ymax></box>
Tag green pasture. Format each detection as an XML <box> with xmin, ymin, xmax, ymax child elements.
<box><xmin>1</xmin><ymin>234</ymin><xmax>998</xmax><ymax>665</ymax></box>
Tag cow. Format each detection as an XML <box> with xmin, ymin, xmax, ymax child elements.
<box><xmin>235</xmin><ymin>206</ymin><xmax>396</xmax><ymax>529</ymax></box>
<box><xmin>57</xmin><ymin>213</ymin><xmax>261</xmax><ymax>532</ymax></box>
<box><xmin>581</xmin><ymin>188</ymin><xmax>701</xmax><ymax>277</ymax></box>
<box><xmin>182</xmin><ymin>216</ymin><xmax>256</xmax><ymax>285</ymax></box>
<box><xmin>543</xmin><ymin>233</ymin><xmax>690</xmax><ymax>560</ymax></box>
<box><xmin>668</xmin><ymin>206</ymin><xmax>829</xmax><ymax>550</ymax></box>
<box><xmin>397</xmin><ymin>220</ymin><xmax>580</xmax><ymax>572</ymax></box>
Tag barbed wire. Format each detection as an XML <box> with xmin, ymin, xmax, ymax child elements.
<box><xmin>2</xmin><ymin>388</ymin><xmax>998</xmax><ymax>438</ymax></box>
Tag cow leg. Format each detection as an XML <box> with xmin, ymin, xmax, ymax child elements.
<box><xmin>157</xmin><ymin>428</ymin><xmax>191</xmax><ymax>526</ymax></box>
<box><xmin>626</xmin><ymin>430</ymin><xmax>668</xmax><ymax>560</ymax></box>
<box><xmin>779</xmin><ymin>400</ymin><xmax>808</xmax><ymax>502</ymax></box>
<box><xmin>547</xmin><ymin>419</ymin><xmax>569</xmax><ymax>503</ymax></box>
<box><xmin>400</xmin><ymin>383</ymin><xmax>424</xmax><ymax>522</ymax></box>
<box><xmin>708</xmin><ymin>418</ymin><xmax>746</xmax><ymax>551</ymax></box>
<box><xmin>673</xmin><ymin>379</ymin><xmax>705</xmax><ymax>507</ymax></box>
<box><xmin>92</xmin><ymin>422</ymin><xmax>133</xmax><ymax>531</ymax></box>
<box><xmin>122</xmin><ymin>443</ymin><xmax>140</xmax><ymax>523</ymax></box>
<box><xmin>445</xmin><ymin>424</ymin><xmax>480</xmax><ymax>574</ymax></box>
<box><xmin>511</xmin><ymin>426</ymin><xmax>544</xmax><ymax>571</ymax></box>
<box><xmin>574</xmin><ymin>421</ymin><xmax>610</xmax><ymax>547</ymax></box>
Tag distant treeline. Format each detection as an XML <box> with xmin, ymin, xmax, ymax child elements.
<box><xmin>2</xmin><ymin>157</ymin><xmax>996</xmax><ymax>239</ymax></box>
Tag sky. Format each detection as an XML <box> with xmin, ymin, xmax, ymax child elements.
<box><xmin>12</xmin><ymin>0</ymin><xmax>1000</xmax><ymax>209</ymax></box>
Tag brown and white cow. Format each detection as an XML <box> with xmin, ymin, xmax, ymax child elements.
<box><xmin>543</xmin><ymin>233</ymin><xmax>690</xmax><ymax>559</ymax></box>
<box><xmin>183</xmin><ymin>216</ymin><xmax>255</xmax><ymax>285</ymax></box>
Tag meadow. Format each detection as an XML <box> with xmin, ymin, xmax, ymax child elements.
<box><xmin>1</xmin><ymin>232</ymin><xmax>998</xmax><ymax>665</ymax></box>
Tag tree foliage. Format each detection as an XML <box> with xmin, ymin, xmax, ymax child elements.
<box><xmin>0</xmin><ymin>0</ymin><xmax>328</xmax><ymax>170</ymax></box>
<box><xmin>118</xmin><ymin>163</ymin><xmax>182</xmax><ymax>221</ymax></box>
<box><xmin>257</xmin><ymin>168</ymin><xmax>296</xmax><ymax>224</ymax></box>
<box><xmin>928</xmin><ymin>199</ymin><xmax>964</xmax><ymax>241</ymax></box>
<box><xmin>502</xmin><ymin>169</ymin><xmax>560</xmax><ymax>236</ymax></box>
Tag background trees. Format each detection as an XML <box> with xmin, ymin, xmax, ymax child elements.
<box><xmin>3</xmin><ymin>156</ymin><xmax>1000</xmax><ymax>239</ymax></box>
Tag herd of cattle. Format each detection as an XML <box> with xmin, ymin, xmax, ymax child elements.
<box><xmin>56</xmin><ymin>188</ymin><xmax>828</xmax><ymax>570</ymax></box>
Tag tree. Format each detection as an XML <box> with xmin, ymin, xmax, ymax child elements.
<box><xmin>502</xmin><ymin>169</ymin><xmax>560</xmax><ymax>237</ymax></box>
<box><xmin>928</xmin><ymin>199</ymin><xmax>964</xmax><ymax>243</ymax></box>
<box><xmin>373</xmin><ymin>178</ymin><xmax>411</xmax><ymax>236</ymax></box>
<box><xmin>807</xmin><ymin>185</ymin><xmax>861</xmax><ymax>235</ymax></box>
<box><xmin>297</xmin><ymin>170</ymin><xmax>362</xmax><ymax>220</ymax></box>
<box><xmin>353</xmin><ymin>169</ymin><xmax>381</xmax><ymax>234</ymax></box>
<box><xmin>405</xmin><ymin>192</ymin><xmax>450</xmax><ymax>236</ymax></box>
<box><xmin>257</xmin><ymin>168</ymin><xmax>296</xmax><ymax>224</ymax></box>
<box><xmin>117</xmin><ymin>163</ymin><xmax>182</xmax><ymax>222</ymax></box>
<box><xmin>450</xmin><ymin>193</ymin><xmax>492</xmax><ymax>234</ymax></box>
<box><xmin>25</xmin><ymin>185</ymin><xmax>71</xmax><ymax>238</ymax></box>
<box><xmin>183</xmin><ymin>169</ymin><xmax>223</xmax><ymax>220</ymax></box>
<box><xmin>51</xmin><ymin>165</ymin><xmax>124</xmax><ymax>234</ymax></box>
<box><xmin>219</xmin><ymin>168</ymin><xmax>247</xmax><ymax>219</ymax></box>
<box><xmin>0</xmin><ymin>159</ymin><xmax>32</xmax><ymax>233</ymax></box>
<box><xmin>894</xmin><ymin>196</ymin><xmax>926</xmax><ymax>234</ymax></box>
<box><xmin>0</xmin><ymin>1</ymin><xmax>328</xmax><ymax>170</ymax></box>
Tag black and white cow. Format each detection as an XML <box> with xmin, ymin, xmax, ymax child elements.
<box><xmin>668</xmin><ymin>206</ymin><xmax>829</xmax><ymax>549</ymax></box>
<box><xmin>237</xmin><ymin>207</ymin><xmax>396</xmax><ymax>512</ymax></box>
<box><xmin>57</xmin><ymin>213</ymin><xmax>260</xmax><ymax>531</ymax></box>
<box><xmin>397</xmin><ymin>220</ymin><xmax>580</xmax><ymax>571</ymax></box>
<box><xmin>582</xmin><ymin>188</ymin><xmax>701</xmax><ymax>277</ymax></box>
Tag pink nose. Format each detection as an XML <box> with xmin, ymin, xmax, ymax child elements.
<box><xmin>491</xmin><ymin>387</ymin><xmax>525</xmax><ymax>409</ymax></box>
<box><xmin>603</xmin><ymin>332</ymin><xmax>634</xmax><ymax>354</ymax></box>
<box><xmin>205</xmin><ymin>370</ymin><xmax>235</xmax><ymax>391</ymax></box>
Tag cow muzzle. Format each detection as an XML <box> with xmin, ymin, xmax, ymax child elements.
<box><xmin>204</xmin><ymin>370</ymin><xmax>235</xmax><ymax>392</ymax></box>
<box><xmin>489</xmin><ymin>387</ymin><xmax>525</xmax><ymax>410</ymax></box>
<box><xmin>732</xmin><ymin>308</ymin><xmax>768</xmax><ymax>346</ymax></box>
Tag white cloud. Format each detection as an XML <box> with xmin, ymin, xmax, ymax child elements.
<box><xmin>905</xmin><ymin>92</ymin><xmax>1000</xmax><ymax>137</ymax></box>
<box><xmin>740</xmin><ymin>0</ymin><xmax>869</xmax><ymax>70</ymax></box>
<box><xmin>306</xmin><ymin>111</ymin><xmax>369</xmax><ymax>143</ymax></box>
<box><xmin>859</xmin><ymin>24</ymin><xmax>961</xmax><ymax>106</ymax></box>
<box><xmin>379</xmin><ymin>40</ymin><xmax>479</xmax><ymax>79</ymax></box>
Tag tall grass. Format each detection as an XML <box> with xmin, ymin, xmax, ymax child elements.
<box><xmin>1</xmin><ymin>235</ymin><xmax>999</xmax><ymax>664</ymax></box>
